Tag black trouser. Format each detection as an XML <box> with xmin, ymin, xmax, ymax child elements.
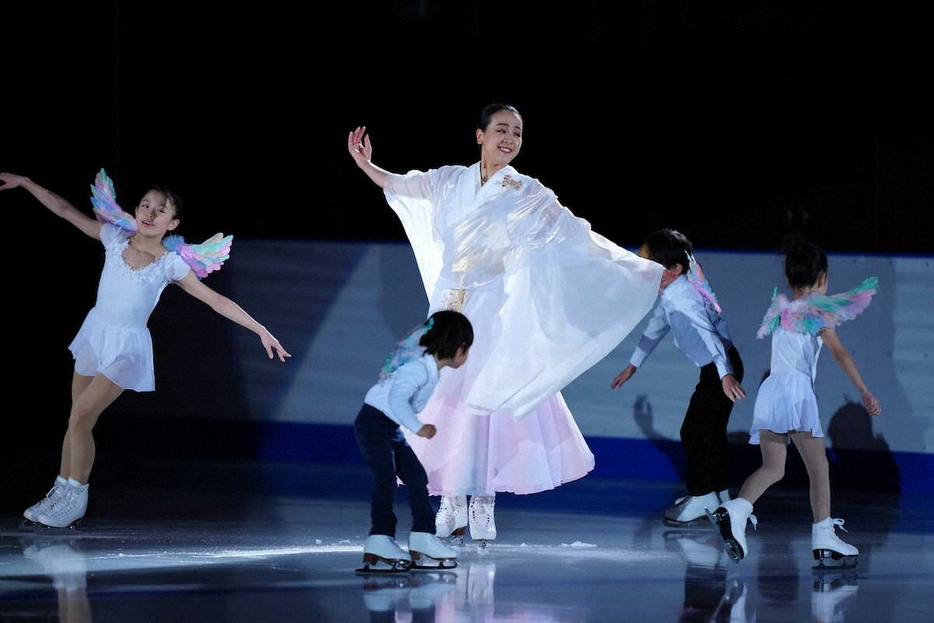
<box><xmin>354</xmin><ymin>403</ymin><xmax>435</xmax><ymax>537</ymax></box>
<box><xmin>680</xmin><ymin>346</ymin><xmax>744</xmax><ymax>496</ymax></box>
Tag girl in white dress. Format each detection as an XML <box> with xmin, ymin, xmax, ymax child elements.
<box><xmin>347</xmin><ymin>103</ymin><xmax>664</xmax><ymax>544</ymax></box>
<box><xmin>0</xmin><ymin>170</ymin><xmax>291</xmax><ymax>529</ymax></box>
<box><xmin>709</xmin><ymin>235</ymin><xmax>881</xmax><ymax>564</ymax></box>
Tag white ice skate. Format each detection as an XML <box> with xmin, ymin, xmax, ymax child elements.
<box><xmin>22</xmin><ymin>476</ymin><xmax>69</xmax><ymax>526</ymax></box>
<box><xmin>717</xmin><ymin>488</ymin><xmax>732</xmax><ymax>504</ymax></box>
<box><xmin>408</xmin><ymin>532</ymin><xmax>458</xmax><ymax>569</ymax></box>
<box><xmin>36</xmin><ymin>482</ymin><xmax>88</xmax><ymax>529</ymax></box>
<box><xmin>812</xmin><ymin>517</ymin><xmax>858</xmax><ymax>566</ymax></box>
<box><xmin>707</xmin><ymin>497</ymin><xmax>757</xmax><ymax>562</ymax></box>
<box><xmin>357</xmin><ymin>535</ymin><xmax>412</xmax><ymax>573</ymax></box>
<box><xmin>468</xmin><ymin>495</ymin><xmax>496</xmax><ymax>547</ymax></box>
<box><xmin>435</xmin><ymin>495</ymin><xmax>468</xmax><ymax>544</ymax></box>
<box><xmin>665</xmin><ymin>491</ymin><xmax>720</xmax><ymax>526</ymax></box>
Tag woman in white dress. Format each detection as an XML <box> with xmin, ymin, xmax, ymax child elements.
<box><xmin>347</xmin><ymin>104</ymin><xmax>663</xmax><ymax>544</ymax></box>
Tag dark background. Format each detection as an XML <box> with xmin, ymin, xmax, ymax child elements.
<box><xmin>3</xmin><ymin>1</ymin><xmax>932</xmax><ymax>255</ymax></box>
<box><xmin>1</xmin><ymin>1</ymin><xmax>928</xmax><ymax>504</ymax></box>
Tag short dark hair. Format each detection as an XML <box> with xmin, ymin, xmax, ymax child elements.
<box><xmin>641</xmin><ymin>228</ymin><xmax>694</xmax><ymax>274</ymax></box>
<box><xmin>420</xmin><ymin>310</ymin><xmax>474</xmax><ymax>360</ymax></box>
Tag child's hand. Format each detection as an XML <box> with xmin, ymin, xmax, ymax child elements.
<box><xmin>417</xmin><ymin>424</ymin><xmax>437</xmax><ymax>439</ymax></box>
<box><xmin>861</xmin><ymin>389</ymin><xmax>882</xmax><ymax>416</ymax></box>
<box><xmin>721</xmin><ymin>374</ymin><xmax>746</xmax><ymax>402</ymax></box>
<box><xmin>611</xmin><ymin>364</ymin><xmax>637</xmax><ymax>389</ymax></box>
<box><xmin>0</xmin><ymin>172</ymin><xmax>28</xmax><ymax>191</ymax></box>
<box><xmin>261</xmin><ymin>331</ymin><xmax>291</xmax><ymax>362</ymax></box>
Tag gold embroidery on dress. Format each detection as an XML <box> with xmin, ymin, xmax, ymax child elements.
<box><xmin>442</xmin><ymin>289</ymin><xmax>468</xmax><ymax>312</ymax></box>
<box><xmin>500</xmin><ymin>175</ymin><xmax>523</xmax><ymax>190</ymax></box>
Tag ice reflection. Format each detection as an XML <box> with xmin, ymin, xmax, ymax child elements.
<box><xmin>21</xmin><ymin>535</ymin><xmax>92</xmax><ymax>623</ymax></box>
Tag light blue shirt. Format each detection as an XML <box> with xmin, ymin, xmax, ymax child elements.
<box><xmin>629</xmin><ymin>275</ymin><xmax>735</xmax><ymax>379</ymax></box>
<box><xmin>364</xmin><ymin>353</ymin><xmax>440</xmax><ymax>433</ymax></box>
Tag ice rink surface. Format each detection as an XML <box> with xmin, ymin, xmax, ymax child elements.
<box><xmin>2</xmin><ymin>459</ymin><xmax>932</xmax><ymax>623</ymax></box>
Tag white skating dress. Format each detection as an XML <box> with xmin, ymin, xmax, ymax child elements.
<box><xmin>69</xmin><ymin>223</ymin><xmax>191</xmax><ymax>391</ymax></box>
<box><xmin>386</xmin><ymin>163</ymin><xmax>663</xmax><ymax>496</ymax></box>
<box><xmin>749</xmin><ymin>328</ymin><xmax>824</xmax><ymax>444</ymax></box>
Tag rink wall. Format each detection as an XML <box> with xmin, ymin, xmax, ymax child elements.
<box><xmin>96</xmin><ymin>240</ymin><xmax>934</xmax><ymax>495</ymax></box>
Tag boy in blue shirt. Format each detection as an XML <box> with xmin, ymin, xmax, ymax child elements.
<box><xmin>612</xmin><ymin>229</ymin><xmax>746</xmax><ymax>525</ymax></box>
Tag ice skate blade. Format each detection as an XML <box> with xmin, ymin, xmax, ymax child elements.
<box><xmin>356</xmin><ymin>562</ymin><xmax>412</xmax><ymax>574</ymax></box>
<box><xmin>357</xmin><ymin>553</ymin><xmax>412</xmax><ymax>573</ymax></box>
<box><xmin>813</xmin><ymin>550</ymin><xmax>858</xmax><ymax>568</ymax></box>
<box><xmin>410</xmin><ymin>553</ymin><xmax>458</xmax><ymax>570</ymax></box>
<box><xmin>663</xmin><ymin>515</ymin><xmax>711</xmax><ymax>528</ymax></box>
<box><xmin>33</xmin><ymin>520</ymin><xmax>83</xmax><ymax>533</ymax></box>
<box><xmin>705</xmin><ymin>508</ymin><xmax>743</xmax><ymax>563</ymax></box>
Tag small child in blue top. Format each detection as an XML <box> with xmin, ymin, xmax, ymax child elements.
<box><xmin>611</xmin><ymin>228</ymin><xmax>746</xmax><ymax>525</ymax></box>
<box><xmin>355</xmin><ymin>310</ymin><xmax>473</xmax><ymax>572</ymax></box>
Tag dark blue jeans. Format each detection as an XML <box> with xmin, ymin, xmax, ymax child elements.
<box><xmin>354</xmin><ymin>403</ymin><xmax>435</xmax><ymax>537</ymax></box>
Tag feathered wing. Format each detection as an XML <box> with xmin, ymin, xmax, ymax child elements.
<box><xmin>378</xmin><ymin>318</ymin><xmax>433</xmax><ymax>381</ymax></box>
<box><xmin>686</xmin><ymin>255</ymin><xmax>722</xmax><ymax>314</ymax></box>
<box><xmin>90</xmin><ymin>168</ymin><xmax>137</xmax><ymax>233</ymax></box>
<box><xmin>757</xmin><ymin>277</ymin><xmax>878</xmax><ymax>338</ymax></box>
<box><xmin>163</xmin><ymin>232</ymin><xmax>233</xmax><ymax>279</ymax></box>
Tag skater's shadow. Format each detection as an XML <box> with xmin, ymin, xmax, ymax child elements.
<box><xmin>632</xmin><ymin>394</ymin><xmax>686</xmax><ymax>481</ymax></box>
<box><xmin>20</xmin><ymin>535</ymin><xmax>92</xmax><ymax>623</ymax></box>
<box><xmin>826</xmin><ymin>399</ymin><xmax>900</xmax><ymax>494</ymax></box>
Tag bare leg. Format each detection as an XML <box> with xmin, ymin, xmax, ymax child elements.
<box><xmin>60</xmin><ymin>372</ymin><xmax>124</xmax><ymax>484</ymax></box>
<box><xmin>790</xmin><ymin>432</ymin><xmax>831</xmax><ymax>522</ymax></box>
<box><xmin>737</xmin><ymin>430</ymin><xmax>788</xmax><ymax>505</ymax></box>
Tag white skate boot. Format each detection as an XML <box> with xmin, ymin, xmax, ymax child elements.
<box><xmin>707</xmin><ymin>497</ymin><xmax>757</xmax><ymax>562</ymax></box>
<box><xmin>812</xmin><ymin>517</ymin><xmax>858</xmax><ymax>565</ymax></box>
<box><xmin>23</xmin><ymin>476</ymin><xmax>69</xmax><ymax>525</ymax></box>
<box><xmin>468</xmin><ymin>495</ymin><xmax>496</xmax><ymax>547</ymax></box>
<box><xmin>435</xmin><ymin>495</ymin><xmax>468</xmax><ymax>544</ymax></box>
<box><xmin>408</xmin><ymin>532</ymin><xmax>458</xmax><ymax>569</ymax></box>
<box><xmin>36</xmin><ymin>482</ymin><xmax>89</xmax><ymax>529</ymax></box>
<box><xmin>357</xmin><ymin>535</ymin><xmax>412</xmax><ymax>573</ymax></box>
<box><xmin>717</xmin><ymin>488</ymin><xmax>732</xmax><ymax>504</ymax></box>
<box><xmin>664</xmin><ymin>491</ymin><xmax>720</xmax><ymax>525</ymax></box>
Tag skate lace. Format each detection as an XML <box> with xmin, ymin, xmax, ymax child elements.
<box><xmin>470</xmin><ymin>496</ymin><xmax>494</xmax><ymax>528</ymax></box>
<box><xmin>47</xmin><ymin>487</ymin><xmax>80</xmax><ymax>516</ymax></box>
<box><xmin>831</xmin><ymin>518</ymin><xmax>849</xmax><ymax>533</ymax></box>
<box><xmin>31</xmin><ymin>485</ymin><xmax>62</xmax><ymax>512</ymax></box>
<box><xmin>748</xmin><ymin>513</ymin><xmax>758</xmax><ymax>531</ymax></box>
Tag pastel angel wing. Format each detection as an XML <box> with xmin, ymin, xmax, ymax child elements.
<box><xmin>378</xmin><ymin>318</ymin><xmax>433</xmax><ymax>381</ymax></box>
<box><xmin>756</xmin><ymin>288</ymin><xmax>786</xmax><ymax>338</ymax></box>
<box><xmin>686</xmin><ymin>255</ymin><xmax>722</xmax><ymax>314</ymax></box>
<box><xmin>163</xmin><ymin>232</ymin><xmax>233</xmax><ymax>280</ymax></box>
<box><xmin>89</xmin><ymin>168</ymin><xmax>137</xmax><ymax>233</ymax></box>
<box><xmin>757</xmin><ymin>277</ymin><xmax>878</xmax><ymax>338</ymax></box>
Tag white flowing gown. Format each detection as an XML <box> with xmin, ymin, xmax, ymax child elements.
<box><xmin>386</xmin><ymin>163</ymin><xmax>663</xmax><ymax>496</ymax></box>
